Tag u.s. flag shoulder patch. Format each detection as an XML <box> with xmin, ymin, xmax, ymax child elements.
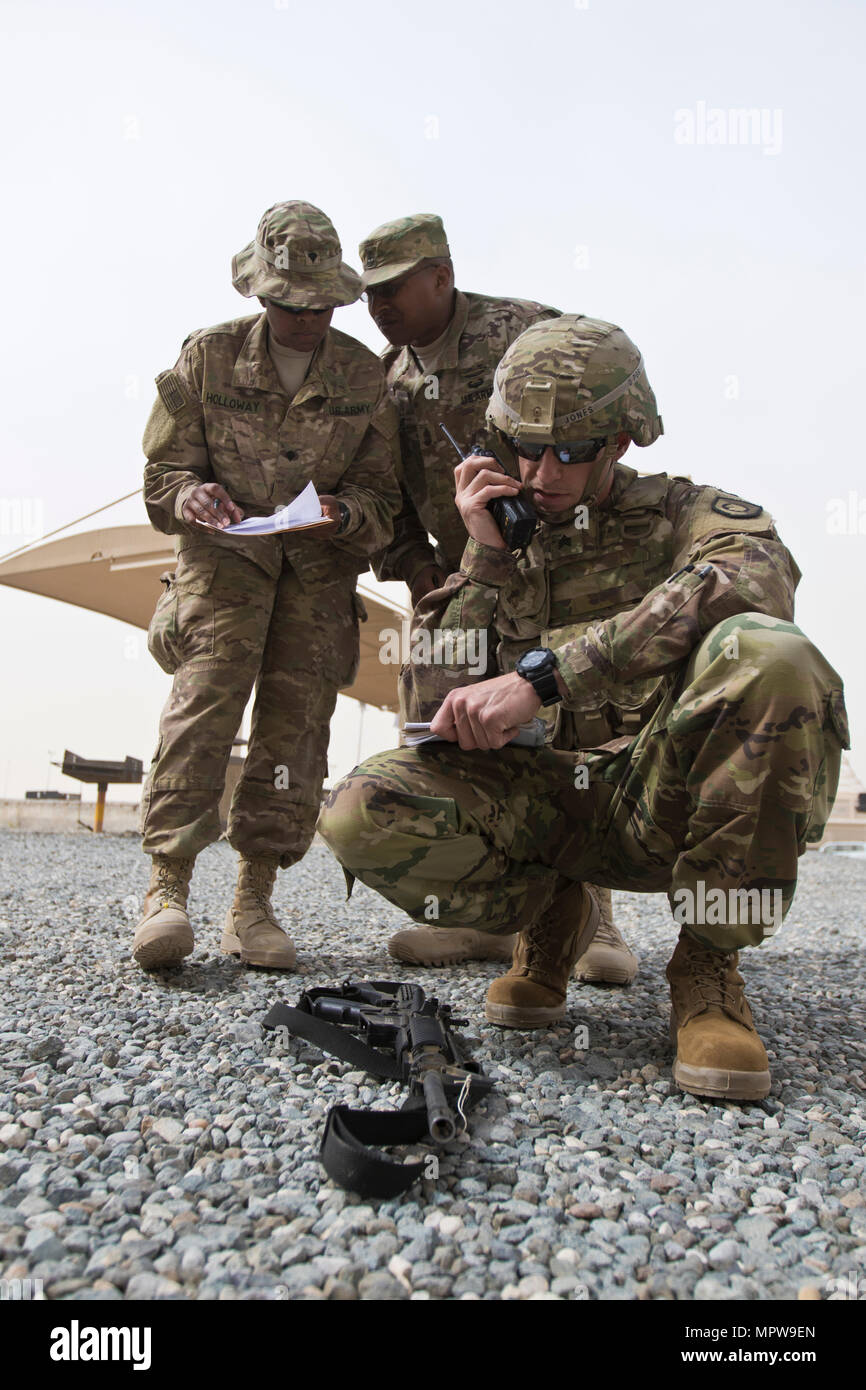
<box><xmin>155</xmin><ymin>370</ymin><xmax>187</xmax><ymax>415</ymax></box>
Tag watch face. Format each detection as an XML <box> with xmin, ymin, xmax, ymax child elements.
<box><xmin>522</xmin><ymin>649</ymin><xmax>548</xmax><ymax>672</ymax></box>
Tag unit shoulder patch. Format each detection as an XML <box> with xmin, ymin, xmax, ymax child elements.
<box><xmin>710</xmin><ymin>494</ymin><xmax>763</xmax><ymax>519</ymax></box>
<box><xmin>155</xmin><ymin>370</ymin><xmax>187</xmax><ymax>415</ymax></box>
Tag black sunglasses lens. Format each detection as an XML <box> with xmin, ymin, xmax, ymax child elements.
<box><xmin>511</xmin><ymin>438</ymin><xmax>545</xmax><ymax>461</ymax></box>
<box><xmin>557</xmin><ymin>439</ymin><xmax>607</xmax><ymax>463</ymax></box>
<box><xmin>512</xmin><ymin>438</ymin><xmax>606</xmax><ymax>463</ymax></box>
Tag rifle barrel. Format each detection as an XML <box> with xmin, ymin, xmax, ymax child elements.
<box><xmin>423</xmin><ymin>1068</ymin><xmax>456</xmax><ymax>1143</ymax></box>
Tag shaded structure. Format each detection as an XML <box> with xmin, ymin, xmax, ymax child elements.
<box><xmin>53</xmin><ymin>751</ymin><xmax>143</xmax><ymax>832</ymax></box>
<box><xmin>0</xmin><ymin>524</ymin><xmax>405</xmax><ymax>711</ymax></box>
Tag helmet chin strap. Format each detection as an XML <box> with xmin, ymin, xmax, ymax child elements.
<box><xmin>578</xmin><ymin>442</ymin><xmax>619</xmax><ymax>507</ymax></box>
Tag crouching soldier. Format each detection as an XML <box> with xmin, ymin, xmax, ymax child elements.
<box><xmin>133</xmin><ymin>201</ymin><xmax>400</xmax><ymax>972</ymax></box>
<box><xmin>359</xmin><ymin>211</ymin><xmax>636</xmax><ymax>986</ymax></box>
<box><xmin>318</xmin><ymin>315</ymin><xmax>848</xmax><ymax>1100</ymax></box>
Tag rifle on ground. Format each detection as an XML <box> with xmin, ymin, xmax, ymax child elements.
<box><xmin>262</xmin><ymin>980</ymin><xmax>494</xmax><ymax>1198</ymax></box>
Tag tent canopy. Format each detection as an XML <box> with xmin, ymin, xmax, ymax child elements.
<box><xmin>0</xmin><ymin>525</ymin><xmax>406</xmax><ymax>710</ymax></box>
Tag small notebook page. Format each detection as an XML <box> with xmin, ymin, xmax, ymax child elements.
<box><xmin>402</xmin><ymin>718</ymin><xmax>547</xmax><ymax>748</ymax></box>
<box><xmin>198</xmin><ymin>481</ymin><xmax>331</xmax><ymax>535</ymax></box>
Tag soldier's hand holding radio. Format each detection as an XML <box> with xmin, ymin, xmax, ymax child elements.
<box><xmin>453</xmin><ymin>452</ymin><xmax>523</xmax><ymax>551</ymax></box>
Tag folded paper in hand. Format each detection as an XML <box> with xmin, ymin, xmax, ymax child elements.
<box><xmin>199</xmin><ymin>481</ymin><xmax>332</xmax><ymax>536</ymax></box>
<box><xmin>402</xmin><ymin>717</ymin><xmax>547</xmax><ymax>748</ymax></box>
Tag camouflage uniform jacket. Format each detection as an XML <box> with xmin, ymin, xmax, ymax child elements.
<box><xmin>400</xmin><ymin>463</ymin><xmax>827</xmax><ymax>751</ymax></box>
<box><xmin>142</xmin><ymin>313</ymin><xmax>401</xmax><ymax>592</ymax></box>
<box><xmin>376</xmin><ymin>289</ymin><xmax>559</xmax><ymax>585</ymax></box>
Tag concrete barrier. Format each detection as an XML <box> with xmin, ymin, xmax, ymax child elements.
<box><xmin>0</xmin><ymin>798</ymin><xmax>140</xmax><ymax>833</ymax></box>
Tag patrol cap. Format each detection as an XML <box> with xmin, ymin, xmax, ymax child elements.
<box><xmin>232</xmin><ymin>201</ymin><xmax>362</xmax><ymax>309</ymax></box>
<box><xmin>486</xmin><ymin>315</ymin><xmax>663</xmax><ymax>448</ymax></box>
<box><xmin>359</xmin><ymin>213</ymin><xmax>451</xmax><ymax>289</ymax></box>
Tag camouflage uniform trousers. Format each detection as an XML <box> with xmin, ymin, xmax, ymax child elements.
<box><xmin>141</xmin><ymin>543</ymin><xmax>361</xmax><ymax>867</ymax></box>
<box><xmin>319</xmin><ymin>614</ymin><xmax>848</xmax><ymax>951</ymax></box>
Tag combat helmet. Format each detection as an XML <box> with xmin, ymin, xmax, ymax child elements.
<box><xmin>487</xmin><ymin>315</ymin><xmax>663</xmax><ymax>450</ymax></box>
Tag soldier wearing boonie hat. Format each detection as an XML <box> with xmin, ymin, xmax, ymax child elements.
<box><xmin>232</xmin><ymin>201</ymin><xmax>363</xmax><ymax>308</ymax></box>
<box><xmin>355</xmin><ymin>214</ymin><xmax>637</xmax><ymax>989</ymax></box>
<box><xmin>133</xmin><ymin>201</ymin><xmax>400</xmax><ymax>976</ymax></box>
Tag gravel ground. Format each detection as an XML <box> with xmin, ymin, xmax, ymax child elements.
<box><xmin>0</xmin><ymin>828</ymin><xmax>864</xmax><ymax>1302</ymax></box>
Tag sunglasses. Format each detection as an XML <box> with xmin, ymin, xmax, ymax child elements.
<box><xmin>510</xmin><ymin>437</ymin><xmax>609</xmax><ymax>464</ymax></box>
<box><xmin>267</xmin><ymin>300</ymin><xmax>330</xmax><ymax>315</ymax></box>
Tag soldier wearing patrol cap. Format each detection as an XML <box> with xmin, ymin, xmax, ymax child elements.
<box><xmin>133</xmin><ymin>201</ymin><xmax>400</xmax><ymax>973</ymax></box>
<box><xmin>357</xmin><ymin>211</ymin><xmax>638</xmax><ymax>988</ymax></box>
<box><xmin>319</xmin><ymin>315</ymin><xmax>849</xmax><ymax>1101</ymax></box>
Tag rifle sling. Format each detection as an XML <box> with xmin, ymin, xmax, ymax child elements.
<box><xmin>262</xmin><ymin>999</ymin><xmax>478</xmax><ymax>1199</ymax></box>
<box><xmin>262</xmin><ymin>1002</ymin><xmax>404</xmax><ymax>1080</ymax></box>
<box><xmin>321</xmin><ymin>1104</ymin><xmax>430</xmax><ymax>1199</ymax></box>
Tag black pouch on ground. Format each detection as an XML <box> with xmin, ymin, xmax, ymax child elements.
<box><xmin>262</xmin><ymin>979</ymin><xmax>495</xmax><ymax>1199</ymax></box>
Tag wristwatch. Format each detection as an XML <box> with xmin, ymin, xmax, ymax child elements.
<box><xmin>335</xmin><ymin>501</ymin><xmax>351</xmax><ymax>534</ymax></box>
<box><xmin>515</xmin><ymin>648</ymin><xmax>562</xmax><ymax>706</ymax></box>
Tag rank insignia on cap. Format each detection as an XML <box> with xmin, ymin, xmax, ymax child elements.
<box><xmin>156</xmin><ymin>370</ymin><xmax>186</xmax><ymax>415</ymax></box>
<box><xmin>711</xmin><ymin>495</ymin><xmax>763</xmax><ymax>519</ymax></box>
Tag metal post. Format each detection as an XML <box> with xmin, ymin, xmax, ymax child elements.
<box><xmin>94</xmin><ymin>782</ymin><xmax>107</xmax><ymax>832</ymax></box>
<box><xmin>356</xmin><ymin>702</ymin><xmax>367</xmax><ymax>766</ymax></box>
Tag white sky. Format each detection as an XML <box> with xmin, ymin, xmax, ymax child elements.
<box><xmin>1</xmin><ymin>0</ymin><xmax>864</xmax><ymax>802</ymax></box>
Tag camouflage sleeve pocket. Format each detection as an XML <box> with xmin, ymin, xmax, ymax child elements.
<box><xmin>825</xmin><ymin>688</ymin><xmax>851</xmax><ymax>750</ymax></box>
<box><xmin>147</xmin><ymin>569</ymin><xmax>215</xmax><ymax>673</ymax></box>
<box><xmin>330</xmin><ymin>590</ymin><xmax>364</xmax><ymax>691</ymax></box>
<box><xmin>147</xmin><ymin>574</ymin><xmax>181</xmax><ymax>674</ymax></box>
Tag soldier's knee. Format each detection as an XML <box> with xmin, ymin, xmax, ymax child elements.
<box><xmin>317</xmin><ymin>772</ymin><xmax>368</xmax><ymax>862</ymax></box>
<box><xmin>317</xmin><ymin>758</ymin><xmax>401</xmax><ymax>863</ymax></box>
<box><xmin>703</xmin><ymin>613</ymin><xmax>823</xmax><ymax>689</ymax></box>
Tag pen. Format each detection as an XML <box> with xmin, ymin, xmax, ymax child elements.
<box><xmin>666</xmin><ymin>563</ymin><xmax>713</xmax><ymax>584</ymax></box>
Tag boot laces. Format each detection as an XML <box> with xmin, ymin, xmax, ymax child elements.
<box><xmin>688</xmin><ymin>948</ymin><xmax>741</xmax><ymax>1016</ymax></box>
<box><xmin>156</xmin><ymin>858</ymin><xmax>190</xmax><ymax>903</ymax></box>
<box><xmin>593</xmin><ymin>907</ymin><xmax>620</xmax><ymax>949</ymax></box>
<box><xmin>242</xmin><ymin>863</ymin><xmax>278</xmax><ymax>925</ymax></box>
<box><xmin>521</xmin><ymin>916</ymin><xmax>562</xmax><ymax>977</ymax></box>
<box><xmin>252</xmin><ymin>887</ymin><xmax>277</xmax><ymax>922</ymax></box>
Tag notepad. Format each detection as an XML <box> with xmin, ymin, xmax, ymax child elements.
<box><xmin>197</xmin><ymin>481</ymin><xmax>333</xmax><ymax>535</ymax></box>
<box><xmin>401</xmin><ymin>717</ymin><xmax>547</xmax><ymax>748</ymax></box>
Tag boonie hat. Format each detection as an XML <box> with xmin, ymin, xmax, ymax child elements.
<box><xmin>232</xmin><ymin>201</ymin><xmax>362</xmax><ymax>308</ymax></box>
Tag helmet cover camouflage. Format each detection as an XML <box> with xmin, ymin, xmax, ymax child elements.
<box><xmin>359</xmin><ymin>213</ymin><xmax>451</xmax><ymax>289</ymax></box>
<box><xmin>486</xmin><ymin>315</ymin><xmax>663</xmax><ymax>447</ymax></box>
<box><xmin>232</xmin><ymin>201</ymin><xmax>362</xmax><ymax>309</ymax></box>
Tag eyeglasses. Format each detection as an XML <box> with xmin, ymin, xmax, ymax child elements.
<box><xmin>510</xmin><ymin>437</ymin><xmax>609</xmax><ymax>464</ymax></box>
<box><xmin>361</xmin><ymin>266</ymin><xmax>429</xmax><ymax>303</ymax></box>
<box><xmin>266</xmin><ymin>300</ymin><xmax>330</xmax><ymax>316</ymax></box>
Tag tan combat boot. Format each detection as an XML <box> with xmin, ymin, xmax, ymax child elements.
<box><xmin>485</xmin><ymin>880</ymin><xmax>600</xmax><ymax>1028</ymax></box>
<box><xmin>574</xmin><ymin>884</ymin><xmax>638</xmax><ymax>985</ymax></box>
<box><xmin>387</xmin><ymin>925</ymin><xmax>516</xmax><ymax>967</ymax></box>
<box><xmin>132</xmin><ymin>855</ymin><xmax>195</xmax><ymax>970</ymax></box>
<box><xmin>666</xmin><ymin>929</ymin><xmax>770</xmax><ymax>1101</ymax></box>
<box><xmin>221</xmin><ymin>855</ymin><xmax>296</xmax><ymax>970</ymax></box>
